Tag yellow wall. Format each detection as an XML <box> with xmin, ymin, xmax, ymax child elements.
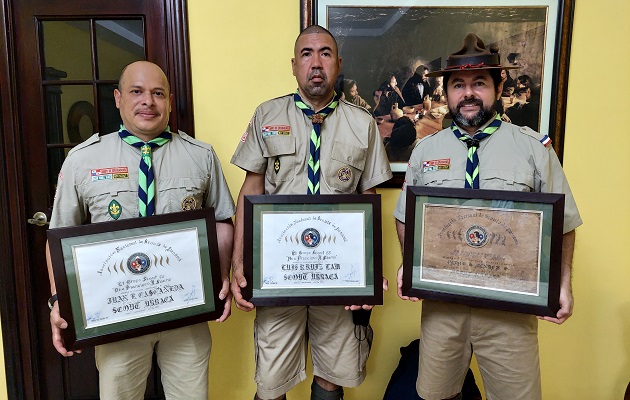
<box><xmin>188</xmin><ymin>0</ymin><xmax>630</xmax><ymax>398</ymax></box>
<box><xmin>1</xmin><ymin>0</ymin><xmax>629</xmax><ymax>399</ymax></box>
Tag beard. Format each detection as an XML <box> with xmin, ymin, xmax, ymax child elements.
<box><xmin>450</xmin><ymin>97</ymin><xmax>495</xmax><ymax>128</ymax></box>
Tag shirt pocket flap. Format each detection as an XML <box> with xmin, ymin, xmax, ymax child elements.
<box><xmin>81</xmin><ymin>180</ymin><xmax>137</xmax><ymax>198</ymax></box>
<box><xmin>262</xmin><ymin>136</ymin><xmax>296</xmax><ymax>158</ymax></box>
<box><xmin>330</xmin><ymin>141</ymin><xmax>367</xmax><ymax>171</ymax></box>
<box><xmin>158</xmin><ymin>177</ymin><xmax>208</xmax><ymax>192</ymax></box>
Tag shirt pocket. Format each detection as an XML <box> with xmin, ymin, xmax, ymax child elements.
<box><xmin>157</xmin><ymin>177</ymin><xmax>209</xmax><ymax>213</ymax></box>
<box><xmin>81</xmin><ymin>179</ymin><xmax>138</xmax><ymax>221</ymax></box>
<box><xmin>326</xmin><ymin>141</ymin><xmax>367</xmax><ymax>193</ymax></box>
<box><xmin>483</xmin><ymin>169</ymin><xmax>535</xmax><ymax>192</ymax></box>
<box><xmin>262</xmin><ymin>135</ymin><xmax>297</xmax><ymax>184</ymax></box>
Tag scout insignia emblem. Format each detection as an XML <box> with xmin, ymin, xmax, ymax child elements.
<box><xmin>274</xmin><ymin>157</ymin><xmax>281</xmax><ymax>174</ymax></box>
<box><xmin>108</xmin><ymin>199</ymin><xmax>122</xmax><ymax>220</ymax></box>
<box><xmin>127</xmin><ymin>252</ymin><xmax>151</xmax><ymax>274</ymax></box>
<box><xmin>181</xmin><ymin>196</ymin><xmax>197</xmax><ymax>211</ymax></box>
<box><xmin>301</xmin><ymin>228</ymin><xmax>321</xmax><ymax>248</ymax></box>
<box><xmin>465</xmin><ymin>225</ymin><xmax>489</xmax><ymax>248</ymax></box>
<box><xmin>337</xmin><ymin>167</ymin><xmax>352</xmax><ymax>182</ymax></box>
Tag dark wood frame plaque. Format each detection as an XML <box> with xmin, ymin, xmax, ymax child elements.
<box><xmin>243</xmin><ymin>194</ymin><xmax>383</xmax><ymax>306</ymax></box>
<box><xmin>47</xmin><ymin>208</ymin><xmax>224</xmax><ymax>350</ymax></box>
<box><xmin>401</xmin><ymin>186</ymin><xmax>564</xmax><ymax>316</ymax></box>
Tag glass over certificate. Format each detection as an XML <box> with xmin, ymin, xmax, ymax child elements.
<box><xmin>420</xmin><ymin>204</ymin><xmax>542</xmax><ymax>296</ymax></box>
<box><xmin>243</xmin><ymin>194</ymin><xmax>383</xmax><ymax>306</ymax></box>
<box><xmin>72</xmin><ymin>228</ymin><xmax>205</xmax><ymax>329</ymax></box>
<box><xmin>401</xmin><ymin>187</ymin><xmax>564</xmax><ymax>317</ymax></box>
<box><xmin>260</xmin><ymin>211</ymin><xmax>366</xmax><ymax>289</ymax></box>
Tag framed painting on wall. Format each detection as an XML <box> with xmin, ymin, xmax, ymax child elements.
<box><xmin>301</xmin><ymin>0</ymin><xmax>575</xmax><ymax>187</ymax></box>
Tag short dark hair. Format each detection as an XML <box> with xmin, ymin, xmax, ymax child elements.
<box><xmin>295</xmin><ymin>25</ymin><xmax>338</xmax><ymax>55</ymax></box>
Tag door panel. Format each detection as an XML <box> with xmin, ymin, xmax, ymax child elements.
<box><xmin>5</xmin><ymin>0</ymin><xmax>193</xmax><ymax>398</ymax></box>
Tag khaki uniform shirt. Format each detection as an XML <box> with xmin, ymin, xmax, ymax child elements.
<box><xmin>231</xmin><ymin>94</ymin><xmax>392</xmax><ymax>194</ymax></box>
<box><xmin>51</xmin><ymin>131</ymin><xmax>236</xmax><ymax>228</ymax></box>
<box><xmin>394</xmin><ymin>122</ymin><xmax>582</xmax><ymax>233</ymax></box>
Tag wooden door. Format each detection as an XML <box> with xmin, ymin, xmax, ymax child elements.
<box><xmin>0</xmin><ymin>0</ymin><xmax>194</xmax><ymax>398</ymax></box>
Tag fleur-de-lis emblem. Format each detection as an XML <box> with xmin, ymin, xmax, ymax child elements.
<box><xmin>108</xmin><ymin>199</ymin><xmax>122</xmax><ymax>220</ymax></box>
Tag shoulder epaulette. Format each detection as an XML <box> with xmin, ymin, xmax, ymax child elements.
<box><xmin>414</xmin><ymin>128</ymin><xmax>444</xmax><ymax>148</ymax></box>
<box><xmin>67</xmin><ymin>132</ymin><xmax>101</xmax><ymax>156</ymax></box>
<box><xmin>516</xmin><ymin>125</ymin><xmax>552</xmax><ymax>147</ymax></box>
<box><xmin>340</xmin><ymin>98</ymin><xmax>373</xmax><ymax>117</ymax></box>
<box><xmin>177</xmin><ymin>131</ymin><xmax>215</xmax><ymax>151</ymax></box>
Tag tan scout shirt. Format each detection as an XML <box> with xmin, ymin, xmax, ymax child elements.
<box><xmin>231</xmin><ymin>94</ymin><xmax>392</xmax><ymax>194</ymax></box>
<box><xmin>50</xmin><ymin>131</ymin><xmax>236</xmax><ymax>228</ymax></box>
<box><xmin>394</xmin><ymin>122</ymin><xmax>582</xmax><ymax>234</ymax></box>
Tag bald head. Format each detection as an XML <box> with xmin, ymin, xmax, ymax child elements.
<box><xmin>118</xmin><ymin>61</ymin><xmax>170</xmax><ymax>94</ymax></box>
<box><xmin>114</xmin><ymin>61</ymin><xmax>172</xmax><ymax>141</ymax></box>
<box><xmin>294</xmin><ymin>25</ymin><xmax>338</xmax><ymax>57</ymax></box>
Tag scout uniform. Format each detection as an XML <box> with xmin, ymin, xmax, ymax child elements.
<box><xmin>394</xmin><ymin>33</ymin><xmax>582</xmax><ymax>400</ymax></box>
<box><xmin>50</xmin><ymin>130</ymin><xmax>236</xmax><ymax>400</ymax></box>
<box><xmin>231</xmin><ymin>94</ymin><xmax>392</xmax><ymax>399</ymax></box>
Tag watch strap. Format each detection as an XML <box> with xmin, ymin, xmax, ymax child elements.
<box><xmin>47</xmin><ymin>293</ymin><xmax>58</xmax><ymax>310</ymax></box>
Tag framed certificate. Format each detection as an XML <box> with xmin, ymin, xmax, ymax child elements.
<box><xmin>243</xmin><ymin>194</ymin><xmax>383</xmax><ymax>306</ymax></box>
<box><xmin>47</xmin><ymin>208</ymin><xmax>223</xmax><ymax>350</ymax></box>
<box><xmin>401</xmin><ymin>186</ymin><xmax>564</xmax><ymax>316</ymax></box>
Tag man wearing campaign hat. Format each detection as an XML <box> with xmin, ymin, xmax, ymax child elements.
<box><xmin>393</xmin><ymin>33</ymin><xmax>582</xmax><ymax>400</ymax></box>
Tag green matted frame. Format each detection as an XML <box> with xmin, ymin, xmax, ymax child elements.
<box><xmin>401</xmin><ymin>186</ymin><xmax>564</xmax><ymax>316</ymax></box>
<box><xmin>243</xmin><ymin>194</ymin><xmax>383</xmax><ymax>306</ymax></box>
<box><xmin>47</xmin><ymin>208</ymin><xmax>223</xmax><ymax>350</ymax></box>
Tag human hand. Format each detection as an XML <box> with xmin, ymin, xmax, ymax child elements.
<box><xmin>344</xmin><ymin>277</ymin><xmax>389</xmax><ymax>311</ymax></box>
<box><xmin>231</xmin><ymin>266</ymin><xmax>255</xmax><ymax>312</ymax></box>
<box><xmin>215</xmin><ymin>277</ymin><xmax>232</xmax><ymax>322</ymax></box>
<box><xmin>397</xmin><ymin>265</ymin><xmax>420</xmax><ymax>301</ymax></box>
<box><xmin>538</xmin><ymin>286</ymin><xmax>573</xmax><ymax>324</ymax></box>
<box><xmin>50</xmin><ymin>303</ymin><xmax>81</xmax><ymax>356</ymax></box>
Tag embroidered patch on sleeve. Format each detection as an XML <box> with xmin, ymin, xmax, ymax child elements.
<box><xmin>262</xmin><ymin>125</ymin><xmax>291</xmax><ymax>138</ymax></box>
<box><xmin>91</xmin><ymin>167</ymin><xmax>129</xmax><ymax>181</ymax></box>
<box><xmin>422</xmin><ymin>158</ymin><xmax>450</xmax><ymax>173</ymax></box>
<box><xmin>540</xmin><ymin>135</ymin><xmax>552</xmax><ymax>147</ymax></box>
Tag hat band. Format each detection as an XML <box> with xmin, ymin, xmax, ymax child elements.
<box><xmin>445</xmin><ymin>62</ymin><xmax>501</xmax><ymax>70</ymax></box>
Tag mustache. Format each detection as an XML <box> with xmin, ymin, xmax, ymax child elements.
<box><xmin>308</xmin><ymin>69</ymin><xmax>327</xmax><ymax>81</ymax></box>
<box><xmin>456</xmin><ymin>98</ymin><xmax>483</xmax><ymax>110</ymax></box>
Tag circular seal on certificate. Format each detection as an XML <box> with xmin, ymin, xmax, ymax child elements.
<box><xmin>127</xmin><ymin>253</ymin><xmax>151</xmax><ymax>274</ymax></box>
<box><xmin>465</xmin><ymin>225</ymin><xmax>488</xmax><ymax>248</ymax></box>
<box><xmin>301</xmin><ymin>228</ymin><xmax>321</xmax><ymax>248</ymax></box>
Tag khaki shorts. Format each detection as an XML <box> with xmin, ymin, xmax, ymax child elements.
<box><xmin>254</xmin><ymin>305</ymin><xmax>370</xmax><ymax>399</ymax></box>
<box><xmin>95</xmin><ymin>323</ymin><xmax>211</xmax><ymax>400</ymax></box>
<box><xmin>417</xmin><ymin>301</ymin><xmax>541</xmax><ymax>400</ymax></box>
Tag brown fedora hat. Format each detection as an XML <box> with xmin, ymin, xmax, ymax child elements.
<box><xmin>426</xmin><ymin>33</ymin><xmax>519</xmax><ymax>77</ymax></box>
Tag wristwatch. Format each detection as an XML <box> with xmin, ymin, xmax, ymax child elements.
<box><xmin>47</xmin><ymin>294</ymin><xmax>58</xmax><ymax>311</ymax></box>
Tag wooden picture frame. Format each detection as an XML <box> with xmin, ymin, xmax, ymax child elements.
<box><xmin>401</xmin><ymin>186</ymin><xmax>564</xmax><ymax>316</ymax></box>
<box><xmin>47</xmin><ymin>208</ymin><xmax>223</xmax><ymax>350</ymax></box>
<box><xmin>243</xmin><ymin>194</ymin><xmax>383</xmax><ymax>306</ymax></box>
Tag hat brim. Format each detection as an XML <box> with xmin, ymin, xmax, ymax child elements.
<box><xmin>426</xmin><ymin>65</ymin><xmax>520</xmax><ymax>77</ymax></box>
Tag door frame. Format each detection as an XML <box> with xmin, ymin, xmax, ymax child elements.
<box><xmin>0</xmin><ymin>0</ymin><xmax>195</xmax><ymax>398</ymax></box>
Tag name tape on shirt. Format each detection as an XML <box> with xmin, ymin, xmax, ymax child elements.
<box><xmin>262</xmin><ymin>125</ymin><xmax>291</xmax><ymax>137</ymax></box>
<box><xmin>422</xmin><ymin>158</ymin><xmax>450</xmax><ymax>173</ymax></box>
<box><xmin>91</xmin><ymin>167</ymin><xmax>129</xmax><ymax>181</ymax></box>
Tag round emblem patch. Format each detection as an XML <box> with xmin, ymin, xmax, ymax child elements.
<box><xmin>127</xmin><ymin>253</ymin><xmax>151</xmax><ymax>274</ymax></box>
<box><xmin>465</xmin><ymin>225</ymin><xmax>489</xmax><ymax>248</ymax></box>
<box><xmin>337</xmin><ymin>167</ymin><xmax>352</xmax><ymax>182</ymax></box>
<box><xmin>301</xmin><ymin>228</ymin><xmax>321</xmax><ymax>248</ymax></box>
<box><xmin>181</xmin><ymin>196</ymin><xmax>197</xmax><ymax>211</ymax></box>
